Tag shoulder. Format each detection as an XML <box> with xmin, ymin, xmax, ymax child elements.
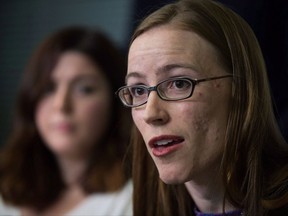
<box><xmin>66</xmin><ymin>180</ymin><xmax>133</xmax><ymax>216</ymax></box>
<box><xmin>0</xmin><ymin>195</ymin><xmax>20</xmax><ymax>216</ymax></box>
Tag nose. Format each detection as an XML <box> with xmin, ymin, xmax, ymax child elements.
<box><xmin>53</xmin><ymin>87</ymin><xmax>72</xmax><ymax>113</ymax></box>
<box><xmin>143</xmin><ymin>91</ymin><xmax>169</xmax><ymax>125</ymax></box>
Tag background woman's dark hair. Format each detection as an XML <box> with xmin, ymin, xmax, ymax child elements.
<box><xmin>0</xmin><ymin>26</ymin><xmax>131</xmax><ymax>211</ymax></box>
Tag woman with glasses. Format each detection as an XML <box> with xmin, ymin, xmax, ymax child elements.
<box><xmin>0</xmin><ymin>26</ymin><xmax>132</xmax><ymax>215</ymax></box>
<box><xmin>116</xmin><ymin>0</ymin><xmax>288</xmax><ymax>215</ymax></box>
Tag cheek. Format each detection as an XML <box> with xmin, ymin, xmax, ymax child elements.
<box><xmin>174</xmin><ymin>102</ymin><xmax>211</xmax><ymax>132</ymax></box>
<box><xmin>183</xmin><ymin>84</ymin><xmax>230</xmax><ymax>133</ymax></box>
<box><xmin>81</xmin><ymin>101</ymin><xmax>111</xmax><ymax>124</ymax></box>
<box><xmin>182</xmin><ymin>101</ymin><xmax>230</xmax><ymax>149</ymax></box>
<box><xmin>35</xmin><ymin>99</ymin><xmax>50</xmax><ymax>132</ymax></box>
<box><xmin>79</xmin><ymin>100</ymin><xmax>111</xmax><ymax>131</ymax></box>
<box><xmin>173</xmin><ymin>101</ymin><xmax>227</xmax><ymax>150</ymax></box>
<box><xmin>132</xmin><ymin>109</ymin><xmax>143</xmax><ymax>130</ymax></box>
<box><xmin>131</xmin><ymin>109</ymin><xmax>137</xmax><ymax>124</ymax></box>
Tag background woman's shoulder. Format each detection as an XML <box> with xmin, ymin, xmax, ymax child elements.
<box><xmin>0</xmin><ymin>195</ymin><xmax>20</xmax><ymax>216</ymax></box>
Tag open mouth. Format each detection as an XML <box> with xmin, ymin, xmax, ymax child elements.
<box><xmin>153</xmin><ymin>138</ymin><xmax>184</xmax><ymax>147</ymax></box>
<box><xmin>149</xmin><ymin>135</ymin><xmax>184</xmax><ymax>157</ymax></box>
<box><xmin>149</xmin><ymin>136</ymin><xmax>184</xmax><ymax>156</ymax></box>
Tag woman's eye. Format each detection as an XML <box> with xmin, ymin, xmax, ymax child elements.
<box><xmin>171</xmin><ymin>79</ymin><xmax>191</xmax><ymax>89</ymax></box>
<box><xmin>130</xmin><ymin>87</ymin><xmax>146</xmax><ymax>97</ymax></box>
<box><xmin>75</xmin><ymin>84</ymin><xmax>97</xmax><ymax>95</ymax></box>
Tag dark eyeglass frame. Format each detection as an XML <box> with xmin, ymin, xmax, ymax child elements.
<box><xmin>116</xmin><ymin>75</ymin><xmax>233</xmax><ymax>108</ymax></box>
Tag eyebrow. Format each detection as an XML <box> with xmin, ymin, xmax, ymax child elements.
<box><xmin>52</xmin><ymin>73</ymin><xmax>99</xmax><ymax>84</ymax></box>
<box><xmin>125</xmin><ymin>72</ymin><xmax>144</xmax><ymax>84</ymax></box>
<box><xmin>74</xmin><ymin>74</ymin><xmax>98</xmax><ymax>81</ymax></box>
<box><xmin>125</xmin><ymin>63</ymin><xmax>198</xmax><ymax>83</ymax></box>
<box><xmin>159</xmin><ymin>63</ymin><xmax>198</xmax><ymax>73</ymax></box>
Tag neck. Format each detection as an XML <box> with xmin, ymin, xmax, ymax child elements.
<box><xmin>57</xmin><ymin>156</ymin><xmax>89</xmax><ymax>186</ymax></box>
<box><xmin>184</xmin><ymin>168</ymin><xmax>237</xmax><ymax>213</ymax></box>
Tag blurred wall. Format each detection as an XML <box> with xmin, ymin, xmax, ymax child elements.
<box><xmin>0</xmin><ymin>0</ymin><xmax>134</xmax><ymax>145</ymax></box>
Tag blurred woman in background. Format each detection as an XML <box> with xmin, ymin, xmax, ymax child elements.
<box><xmin>0</xmin><ymin>26</ymin><xmax>132</xmax><ymax>216</ymax></box>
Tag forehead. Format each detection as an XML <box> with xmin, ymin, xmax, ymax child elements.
<box><xmin>130</xmin><ymin>25</ymin><xmax>218</xmax><ymax>57</ymax></box>
<box><xmin>52</xmin><ymin>51</ymin><xmax>102</xmax><ymax>80</ymax></box>
<box><xmin>132</xmin><ymin>25</ymin><xmax>203</xmax><ymax>49</ymax></box>
<box><xmin>128</xmin><ymin>25</ymin><xmax>222</xmax><ymax>79</ymax></box>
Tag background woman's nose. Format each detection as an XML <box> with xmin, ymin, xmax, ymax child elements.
<box><xmin>53</xmin><ymin>88</ymin><xmax>72</xmax><ymax>113</ymax></box>
<box><xmin>143</xmin><ymin>91</ymin><xmax>169</xmax><ymax>125</ymax></box>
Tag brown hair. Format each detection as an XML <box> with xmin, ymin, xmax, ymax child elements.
<box><xmin>130</xmin><ymin>0</ymin><xmax>288</xmax><ymax>215</ymax></box>
<box><xmin>0</xmin><ymin>26</ymin><xmax>131</xmax><ymax>211</ymax></box>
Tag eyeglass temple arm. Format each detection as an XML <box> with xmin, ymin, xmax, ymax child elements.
<box><xmin>194</xmin><ymin>75</ymin><xmax>233</xmax><ymax>84</ymax></box>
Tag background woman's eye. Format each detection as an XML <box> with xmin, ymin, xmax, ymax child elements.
<box><xmin>76</xmin><ymin>84</ymin><xmax>97</xmax><ymax>95</ymax></box>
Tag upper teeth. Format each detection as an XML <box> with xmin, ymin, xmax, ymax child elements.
<box><xmin>155</xmin><ymin>139</ymin><xmax>173</xmax><ymax>146</ymax></box>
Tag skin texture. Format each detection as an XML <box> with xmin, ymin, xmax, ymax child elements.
<box><xmin>35</xmin><ymin>51</ymin><xmax>112</xmax><ymax>160</ymax></box>
<box><xmin>128</xmin><ymin>25</ymin><xmax>234</xmax><ymax>212</ymax></box>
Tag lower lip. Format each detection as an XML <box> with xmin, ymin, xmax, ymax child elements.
<box><xmin>151</xmin><ymin>143</ymin><xmax>183</xmax><ymax>157</ymax></box>
<box><xmin>55</xmin><ymin>124</ymin><xmax>74</xmax><ymax>132</ymax></box>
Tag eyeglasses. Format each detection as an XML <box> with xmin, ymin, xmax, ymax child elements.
<box><xmin>116</xmin><ymin>75</ymin><xmax>233</xmax><ymax>108</ymax></box>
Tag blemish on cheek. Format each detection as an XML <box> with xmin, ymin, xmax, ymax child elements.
<box><xmin>193</xmin><ymin>118</ymin><xmax>209</xmax><ymax>132</ymax></box>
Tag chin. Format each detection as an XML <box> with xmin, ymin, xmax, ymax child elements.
<box><xmin>158</xmin><ymin>169</ymin><xmax>189</xmax><ymax>185</ymax></box>
<box><xmin>155</xmin><ymin>160</ymin><xmax>192</xmax><ymax>185</ymax></box>
<box><xmin>47</xmin><ymin>141</ymin><xmax>77</xmax><ymax>156</ymax></box>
